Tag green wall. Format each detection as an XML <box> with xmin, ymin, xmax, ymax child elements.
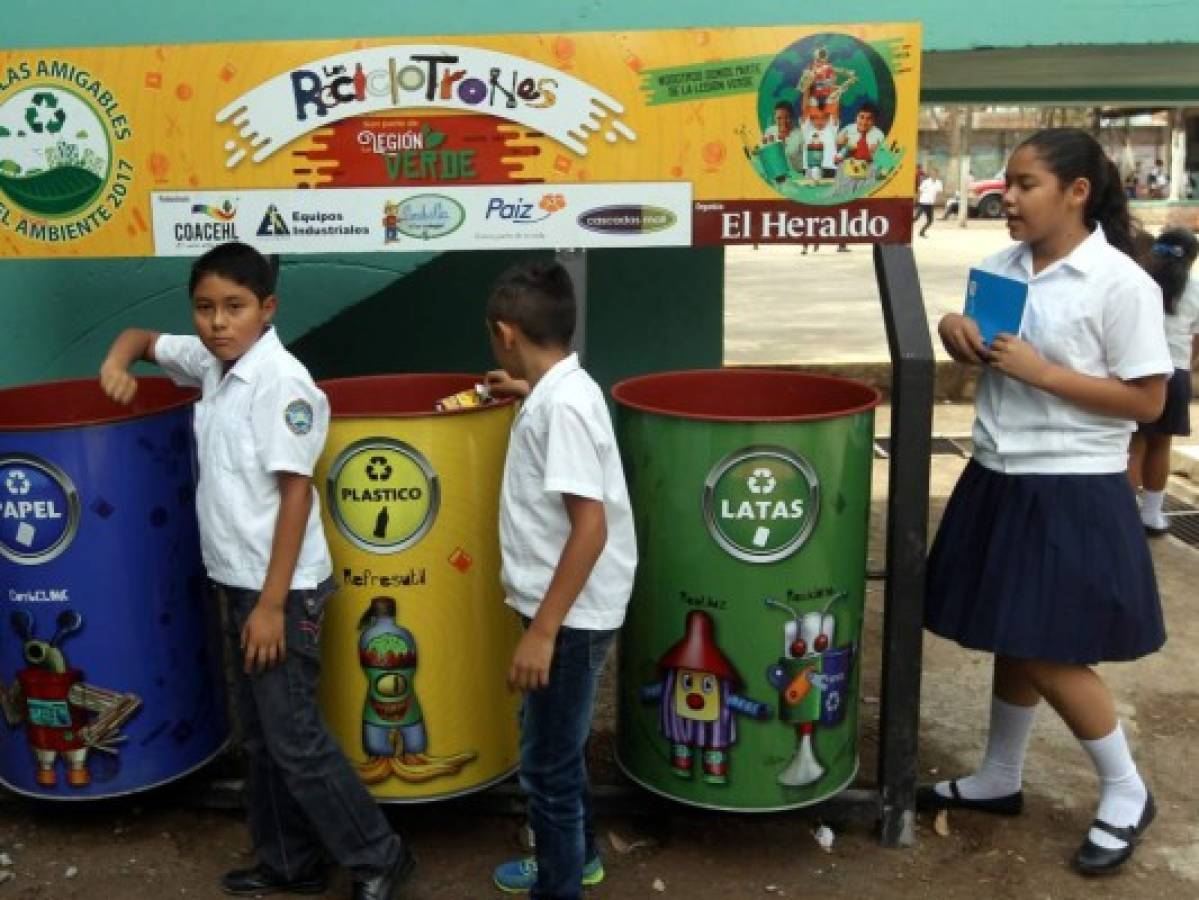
<box><xmin>292</xmin><ymin>248</ymin><xmax>725</xmax><ymax>393</ymax></box>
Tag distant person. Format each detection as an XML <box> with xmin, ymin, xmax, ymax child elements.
<box><xmin>1129</xmin><ymin>228</ymin><xmax>1199</xmax><ymax>534</ymax></box>
<box><xmin>914</xmin><ymin>169</ymin><xmax>944</xmax><ymax>238</ymax></box>
<box><xmin>1148</xmin><ymin>159</ymin><xmax>1167</xmax><ymax>199</ymax></box>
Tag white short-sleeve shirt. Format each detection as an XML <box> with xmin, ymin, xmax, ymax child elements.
<box><xmin>971</xmin><ymin>225</ymin><xmax>1173</xmax><ymax>474</ymax></box>
<box><xmin>154</xmin><ymin>327</ymin><xmax>333</xmax><ymax>590</ymax></box>
<box><xmin>1164</xmin><ymin>276</ymin><xmax>1199</xmax><ymax>369</ymax></box>
<box><xmin>499</xmin><ymin>354</ymin><xmax>637</xmax><ymax>630</ymax></box>
<box><xmin>917</xmin><ymin>177</ymin><xmax>943</xmax><ymax>206</ymax></box>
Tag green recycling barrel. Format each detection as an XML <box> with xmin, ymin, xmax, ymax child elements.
<box><xmin>613</xmin><ymin>369</ymin><xmax>881</xmax><ymax>812</ymax></box>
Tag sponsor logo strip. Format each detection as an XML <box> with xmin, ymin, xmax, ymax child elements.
<box><xmin>151</xmin><ymin>182</ymin><xmax>692</xmax><ymax>255</ymax></box>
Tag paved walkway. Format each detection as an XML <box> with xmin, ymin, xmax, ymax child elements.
<box><xmin>724</xmin><ymin>219</ymin><xmax>1012</xmax><ymax>366</ymax></box>
<box><xmin>725</xmin><ymin>222</ymin><xmax>1199</xmax><ymax>467</ymax></box>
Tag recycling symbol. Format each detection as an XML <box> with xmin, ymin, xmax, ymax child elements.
<box><xmin>365</xmin><ymin>456</ymin><xmax>393</xmax><ymax>482</ymax></box>
<box><xmin>746</xmin><ymin>467</ymin><xmax>777</xmax><ymax>495</ymax></box>
<box><xmin>4</xmin><ymin>470</ymin><xmax>31</xmax><ymax>496</ymax></box>
<box><xmin>25</xmin><ymin>92</ymin><xmax>66</xmax><ymax>135</ymax></box>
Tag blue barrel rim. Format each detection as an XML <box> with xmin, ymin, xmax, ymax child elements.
<box><xmin>0</xmin><ymin>377</ymin><xmax>197</xmax><ymax>433</ymax></box>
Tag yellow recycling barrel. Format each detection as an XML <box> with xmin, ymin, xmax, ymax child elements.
<box><xmin>314</xmin><ymin>374</ymin><xmax>521</xmax><ymax>802</ymax></box>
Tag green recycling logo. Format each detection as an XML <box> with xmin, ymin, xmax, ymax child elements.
<box><xmin>703</xmin><ymin>446</ymin><xmax>820</xmax><ymax>564</ymax></box>
<box><xmin>0</xmin><ymin>85</ymin><xmax>113</xmax><ymax>218</ymax></box>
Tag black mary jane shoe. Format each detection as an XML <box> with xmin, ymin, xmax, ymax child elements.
<box><xmin>353</xmin><ymin>845</ymin><xmax>417</xmax><ymax>900</ymax></box>
<box><xmin>915</xmin><ymin>780</ymin><xmax>1024</xmax><ymax>816</ymax></box>
<box><xmin>220</xmin><ymin>863</ymin><xmax>328</xmax><ymax>896</ymax></box>
<box><xmin>1073</xmin><ymin>791</ymin><xmax>1156</xmax><ymax>876</ymax></box>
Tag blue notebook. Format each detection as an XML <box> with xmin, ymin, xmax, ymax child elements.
<box><xmin>964</xmin><ymin>268</ymin><xmax>1028</xmax><ymax>345</ymax></box>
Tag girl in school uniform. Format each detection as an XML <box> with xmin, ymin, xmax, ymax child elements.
<box><xmin>1128</xmin><ymin>227</ymin><xmax>1199</xmax><ymax>535</ymax></box>
<box><xmin>920</xmin><ymin>128</ymin><xmax>1173</xmax><ymax>876</ymax></box>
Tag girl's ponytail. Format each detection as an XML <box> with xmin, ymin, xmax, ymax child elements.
<box><xmin>1088</xmin><ymin>156</ymin><xmax>1138</xmax><ymax>259</ymax></box>
<box><xmin>1145</xmin><ymin>227</ymin><xmax>1199</xmax><ymax>315</ymax></box>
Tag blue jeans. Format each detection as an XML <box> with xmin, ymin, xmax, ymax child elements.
<box><xmin>519</xmin><ymin>623</ymin><xmax>615</xmax><ymax>900</ymax></box>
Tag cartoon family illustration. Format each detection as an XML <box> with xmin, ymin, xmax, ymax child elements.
<box><xmin>740</xmin><ymin>42</ymin><xmax>898</xmax><ymax>199</ymax></box>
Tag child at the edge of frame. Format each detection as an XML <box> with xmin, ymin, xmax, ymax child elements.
<box><xmin>482</xmin><ymin>261</ymin><xmax>637</xmax><ymax>899</ymax></box>
<box><xmin>1128</xmin><ymin>227</ymin><xmax>1199</xmax><ymax>535</ymax></box>
<box><xmin>98</xmin><ymin>242</ymin><xmax>415</xmax><ymax>900</ymax></box>
<box><xmin>919</xmin><ymin>128</ymin><xmax>1172</xmax><ymax>877</ymax></box>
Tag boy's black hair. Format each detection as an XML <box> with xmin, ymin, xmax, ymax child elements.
<box><xmin>773</xmin><ymin>100</ymin><xmax>794</xmax><ymax>116</ymax></box>
<box><xmin>188</xmin><ymin>242</ymin><xmax>279</xmax><ymax>301</ymax></box>
<box><xmin>857</xmin><ymin>102</ymin><xmax>880</xmax><ymax>119</ymax></box>
<box><xmin>486</xmin><ymin>261</ymin><xmax>576</xmax><ymax>348</ymax></box>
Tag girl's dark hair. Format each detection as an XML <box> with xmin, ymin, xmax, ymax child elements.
<box><xmin>1017</xmin><ymin>128</ymin><xmax>1142</xmax><ymax>259</ymax></box>
<box><xmin>1145</xmin><ymin>228</ymin><xmax>1199</xmax><ymax>315</ymax></box>
<box><xmin>487</xmin><ymin>261</ymin><xmax>576</xmax><ymax>348</ymax></box>
<box><xmin>188</xmin><ymin>242</ymin><xmax>278</xmax><ymax>300</ymax></box>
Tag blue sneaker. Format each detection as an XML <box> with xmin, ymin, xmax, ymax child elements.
<box><xmin>492</xmin><ymin>856</ymin><xmax>605</xmax><ymax>893</ymax></box>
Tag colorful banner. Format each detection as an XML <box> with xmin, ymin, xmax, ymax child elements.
<box><xmin>0</xmin><ymin>24</ymin><xmax>920</xmax><ymax>258</ymax></box>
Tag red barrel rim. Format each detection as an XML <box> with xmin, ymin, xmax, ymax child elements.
<box><xmin>611</xmin><ymin>369</ymin><xmax>881</xmax><ymax>422</ymax></box>
<box><xmin>0</xmin><ymin>377</ymin><xmax>198</xmax><ymax>431</ymax></box>
<box><xmin>320</xmin><ymin>373</ymin><xmax>516</xmax><ymax>418</ymax></box>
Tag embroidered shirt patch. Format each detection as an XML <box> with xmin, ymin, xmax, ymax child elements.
<box><xmin>284</xmin><ymin>399</ymin><xmax>314</xmax><ymax>435</ymax></box>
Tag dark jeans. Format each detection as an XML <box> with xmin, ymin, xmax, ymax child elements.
<box><xmin>914</xmin><ymin>202</ymin><xmax>933</xmax><ymax>235</ymax></box>
<box><xmin>519</xmin><ymin>623</ymin><xmax>615</xmax><ymax>900</ymax></box>
<box><xmin>222</xmin><ymin>581</ymin><xmax>403</xmax><ymax>881</ymax></box>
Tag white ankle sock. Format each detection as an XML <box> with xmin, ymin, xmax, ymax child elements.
<box><xmin>1141</xmin><ymin>490</ymin><xmax>1167</xmax><ymax>528</ymax></box>
<box><xmin>936</xmin><ymin>696</ymin><xmax>1036</xmax><ymax>800</ymax></box>
<box><xmin>1081</xmin><ymin>723</ymin><xmax>1148</xmax><ymax>850</ymax></box>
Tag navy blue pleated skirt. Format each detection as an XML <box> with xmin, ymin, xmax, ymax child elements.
<box><xmin>925</xmin><ymin>460</ymin><xmax>1165</xmax><ymax>664</ymax></box>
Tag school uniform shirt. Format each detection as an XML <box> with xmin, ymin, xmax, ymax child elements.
<box><xmin>154</xmin><ymin>327</ymin><xmax>333</xmax><ymax>590</ymax></box>
<box><xmin>917</xmin><ymin>177</ymin><xmax>943</xmax><ymax>206</ymax></box>
<box><xmin>971</xmin><ymin>225</ymin><xmax>1173</xmax><ymax>474</ymax></box>
<box><xmin>1164</xmin><ymin>275</ymin><xmax>1199</xmax><ymax>369</ymax></box>
<box><xmin>499</xmin><ymin>354</ymin><xmax>637</xmax><ymax>631</ymax></box>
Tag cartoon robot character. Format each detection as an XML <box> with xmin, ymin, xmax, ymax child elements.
<box><xmin>382</xmin><ymin>201</ymin><xmax>400</xmax><ymax>244</ymax></box>
<box><xmin>764</xmin><ymin>594</ymin><xmax>856</xmax><ymax>788</ymax></box>
<box><xmin>641</xmin><ymin>610</ymin><xmax>771</xmax><ymax>785</ymax></box>
<box><xmin>356</xmin><ymin>596</ymin><xmax>475</xmax><ymax>785</ymax></box>
<box><xmin>0</xmin><ymin>610</ymin><xmax>141</xmax><ymax>788</ymax></box>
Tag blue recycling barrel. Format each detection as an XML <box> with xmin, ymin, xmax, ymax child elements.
<box><xmin>0</xmin><ymin>378</ymin><xmax>228</xmax><ymax>799</ymax></box>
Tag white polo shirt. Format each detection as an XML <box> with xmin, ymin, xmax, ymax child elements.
<box><xmin>1164</xmin><ymin>276</ymin><xmax>1199</xmax><ymax>369</ymax></box>
<box><xmin>499</xmin><ymin>354</ymin><xmax>637</xmax><ymax>630</ymax></box>
<box><xmin>971</xmin><ymin>226</ymin><xmax>1173</xmax><ymax>474</ymax></box>
<box><xmin>917</xmin><ymin>177</ymin><xmax>943</xmax><ymax>206</ymax></box>
<box><xmin>154</xmin><ymin>327</ymin><xmax>333</xmax><ymax>590</ymax></box>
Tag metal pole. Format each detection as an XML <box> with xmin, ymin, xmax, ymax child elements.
<box><xmin>958</xmin><ymin>105</ymin><xmax>972</xmax><ymax>228</ymax></box>
<box><xmin>1168</xmin><ymin>108</ymin><xmax>1186</xmax><ymax>204</ymax></box>
<box><xmin>872</xmin><ymin>243</ymin><xmax>934</xmax><ymax>848</ymax></box>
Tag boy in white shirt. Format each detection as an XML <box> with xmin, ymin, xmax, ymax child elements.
<box><xmin>99</xmin><ymin>242</ymin><xmax>413</xmax><ymax>900</ymax></box>
<box><xmin>483</xmin><ymin>262</ymin><xmax>636</xmax><ymax>899</ymax></box>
